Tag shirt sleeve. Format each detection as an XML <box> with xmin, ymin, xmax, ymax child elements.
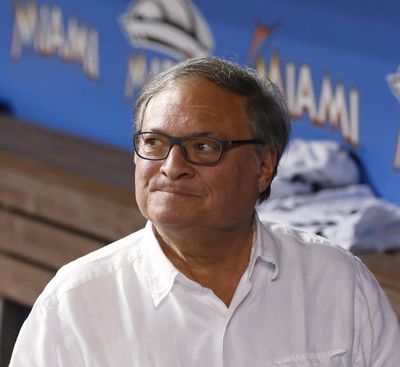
<box><xmin>352</xmin><ymin>259</ymin><xmax>400</xmax><ymax>366</ymax></box>
<box><xmin>8</xmin><ymin>300</ymin><xmax>82</xmax><ymax>367</ymax></box>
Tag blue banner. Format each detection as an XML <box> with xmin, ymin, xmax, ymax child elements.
<box><xmin>1</xmin><ymin>0</ymin><xmax>399</xmax><ymax>203</ymax></box>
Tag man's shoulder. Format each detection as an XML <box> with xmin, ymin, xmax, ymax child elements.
<box><xmin>38</xmin><ymin>227</ymin><xmax>148</xmax><ymax>305</ymax></box>
<box><xmin>261</xmin><ymin>220</ymin><xmax>359</xmax><ymax>269</ymax></box>
<box><xmin>259</xmin><ymin>220</ymin><xmax>366</xmax><ymax>293</ymax></box>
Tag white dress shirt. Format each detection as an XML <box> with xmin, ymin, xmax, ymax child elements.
<box><xmin>9</xmin><ymin>216</ymin><xmax>400</xmax><ymax>366</ymax></box>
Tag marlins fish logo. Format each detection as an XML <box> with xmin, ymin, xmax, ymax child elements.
<box><xmin>119</xmin><ymin>0</ymin><xmax>214</xmax><ymax>59</ymax></box>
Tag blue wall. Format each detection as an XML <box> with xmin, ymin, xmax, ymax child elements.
<box><xmin>1</xmin><ymin>0</ymin><xmax>400</xmax><ymax>202</ymax></box>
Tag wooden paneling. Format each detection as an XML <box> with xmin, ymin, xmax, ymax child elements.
<box><xmin>0</xmin><ymin>115</ymin><xmax>134</xmax><ymax>189</ymax></box>
<box><xmin>359</xmin><ymin>253</ymin><xmax>400</xmax><ymax>291</ymax></box>
<box><xmin>0</xmin><ymin>151</ymin><xmax>145</xmax><ymax>242</ymax></box>
<box><xmin>0</xmin><ymin>254</ymin><xmax>53</xmax><ymax>307</ymax></box>
<box><xmin>0</xmin><ymin>209</ymin><xmax>102</xmax><ymax>270</ymax></box>
<box><xmin>0</xmin><ymin>116</ymin><xmax>146</xmax><ymax>307</ymax></box>
<box><xmin>358</xmin><ymin>253</ymin><xmax>400</xmax><ymax>319</ymax></box>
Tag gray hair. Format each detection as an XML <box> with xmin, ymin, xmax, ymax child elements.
<box><xmin>134</xmin><ymin>56</ymin><xmax>291</xmax><ymax>202</ymax></box>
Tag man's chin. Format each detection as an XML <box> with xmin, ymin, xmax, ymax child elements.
<box><xmin>153</xmin><ymin>190</ymin><xmax>202</xmax><ymax>201</ymax></box>
<box><xmin>153</xmin><ymin>222</ymin><xmax>196</xmax><ymax>234</ymax></box>
<box><xmin>149</xmin><ymin>210</ymin><xmax>200</xmax><ymax>229</ymax></box>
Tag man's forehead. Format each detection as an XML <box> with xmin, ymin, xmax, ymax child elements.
<box><xmin>145</xmin><ymin>100</ymin><xmax>221</xmax><ymax>118</ymax></box>
<box><xmin>144</xmin><ymin>79</ymin><xmax>245</xmax><ymax>114</ymax></box>
<box><xmin>141</xmin><ymin>105</ymin><xmax>224</xmax><ymax>132</ymax></box>
<box><xmin>140</xmin><ymin>77</ymin><xmax>252</xmax><ymax>138</ymax></box>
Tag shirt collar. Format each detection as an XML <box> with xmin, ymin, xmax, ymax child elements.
<box><xmin>247</xmin><ymin>213</ymin><xmax>280</xmax><ymax>281</ymax></box>
<box><xmin>141</xmin><ymin>214</ymin><xmax>281</xmax><ymax>307</ymax></box>
<box><xmin>141</xmin><ymin>221</ymin><xmax>179</xmax><ymax>307</ymax></box>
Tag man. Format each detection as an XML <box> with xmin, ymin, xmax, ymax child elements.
<box><xmin>9</xmin><ymin>57</ymin><xmax>400</xmax><ymax>366</ymax></box>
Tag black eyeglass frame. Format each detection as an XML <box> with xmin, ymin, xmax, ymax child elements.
<box><xmin>133</xmin><ymin>131</ymin><xmax>266</xmax><ymax>165</ymax></box>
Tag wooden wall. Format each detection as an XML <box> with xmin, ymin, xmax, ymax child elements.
<box><xmin>0</xmin><ymin>115</ymin><xmax>145</xmax><ymax>307</ymax></box>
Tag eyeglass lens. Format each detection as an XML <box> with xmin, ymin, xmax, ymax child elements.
<box><xmin>135</xmin><ymin>132</ymin><xmax>222</xmax><ymax>164</ymax></box>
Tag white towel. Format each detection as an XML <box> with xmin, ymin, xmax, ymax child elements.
<box><xmin>271</xmin><ymin>139</ymin><xmax>360</xmax><ymax>199</ymax></box>
<box><xmin>258</xmin><ymin>185</ymin><xmax>400</xmax><ymax>251</ymax></box>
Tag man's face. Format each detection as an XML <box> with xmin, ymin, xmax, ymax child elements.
<box><xmin>135</xmin><ymin>77</ymin><xmax>276</xmax><ymax>232</ymax></box>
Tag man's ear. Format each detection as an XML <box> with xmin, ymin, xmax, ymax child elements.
<box><xmin>257</xmin><ymin>149</ymin><xmax>277</xmax><ymax>193</ymax></box>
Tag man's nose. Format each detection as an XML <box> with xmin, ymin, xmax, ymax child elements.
<box><xmin>160</xmin><ymin>144</ymin><xmax>195</xmax><ymax>180</ymax></box>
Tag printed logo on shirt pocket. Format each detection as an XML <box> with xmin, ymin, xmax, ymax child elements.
<box><xmin>266</xmin><ymin>349</ymin><xmax>347</xmax><ymax>366</ymax></box>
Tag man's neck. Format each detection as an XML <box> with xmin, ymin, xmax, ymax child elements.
<box><xmin>153</xmin><ymin>220</ymin><xmax>255</xmax><ymax>307</ymax></box>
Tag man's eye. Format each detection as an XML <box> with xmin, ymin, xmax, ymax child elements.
<box><xmin>194</xmin><ymin>140</ymin><xmax>219</xmax><ymax>153</ymax></box>
<box><xmin>196</xmin><ymin>143</ymin><xmax>211</xmax><ymax>151</ymax></box>
<box><xmin>143</xmin><ymin>137</ymin><xmax>164</xmax><ymax>146</ymax></box>
<box><xmin>145</xmin><ymin>138</ymin><xmax>158</xmax><ymax>145</ymax></box>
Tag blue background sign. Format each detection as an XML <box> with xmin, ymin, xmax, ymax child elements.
<box><xmin>1</xmin><ymin>0</ymin><xmax>399</xmax><ymax>202</ymax></box>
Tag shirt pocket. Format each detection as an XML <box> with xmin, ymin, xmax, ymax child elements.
<box><xmin>266</xmin><ymin>349</ymin><xmax>347</xmax><ymax>367</ymax></box>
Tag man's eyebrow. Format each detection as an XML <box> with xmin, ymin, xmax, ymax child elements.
<box><xmin>144</xmin><ymin>129</ymin><xmax>216</xmax><ymax>138</ymax></box>
<box><xmin>145</xmin><ymin>128</ymin><xmax>164</xmax><ymax>133</ymax></box>
<box><xmin>188</xmin><ymin>131</ymin><xmax>215</xmax><ymax>137</ymax></box>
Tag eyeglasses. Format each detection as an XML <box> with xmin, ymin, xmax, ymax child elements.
<box><xmin>133</xmin><ymin>131</ymin><xmax>265</xmax><ymax>165</ymax></box>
